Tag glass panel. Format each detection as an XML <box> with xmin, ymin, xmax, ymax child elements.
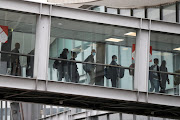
<box><xmin>149</xmin><ymin>31</ymin><xmax>180</xmax><ymax>95</ymax></box>
<box><xmin>163</xmin><ymin>4</ymin><xmax>176</xmax><ymax>22</ymax></box>
<box><xmin>120</xmin><ymin>9</ymin><xmax>131</xmax><ymax>16</ymax></box>
<box><xmin>49</xmin><ymin>17</ymin><xmax>136</xmax><ymax>90</ymax></box>
<box><xmin>133</xmin><ymin>9</ymin><xmax>145</xmax><ymax>18</ymax></box>
<box><xmin>147</xmin><ymin>7</ymin><xmax>160</xmax><ymax>20</ymax></box>
<box><xmin>91</xmin><ymin>6</ymin><xmax>105</xmax><ymax>12</ymax></box>
<box><xmin>0</xmin><ymin>9</ymin><xmax>36</xmax><ymax>78</ymax></box>
<box><xmin>107</xmin><ymin>8</ymin><xmax>118</xmax><ymax>14</ymax></box>
<box><xmin>122</xmin><ymin>113</ymin><xmax>133</xmax><ymax>120</ymax></box>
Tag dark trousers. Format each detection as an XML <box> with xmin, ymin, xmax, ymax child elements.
<box><xmin>58</xmin><ymin>65</ymin><xmax>69</xmax><ymax>82</ymax></box>
<box><xmin>111</xmin><ymin>76</ymin><xmax>118</xmax><ymax>88</ymax></box>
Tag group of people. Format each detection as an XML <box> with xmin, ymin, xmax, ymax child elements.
<box><xmin>149</xmin><ymin>58</ymin><xmax>170</xmax><ymax>93</ymax></box>
<box><xmin>9</xmin><ymin>43</ymin><xmax>34</xmax><ymax>77</ymax></box>
<box><xmin>54</xmin><ymin>48</ymin><xmax>96</xmax><ymax>84</ymax></box>
<box><xmin>54</xmin><ymin>48</ymin><xmax>125</xmax><ymax>88</ymax></box>
<box><xmin>9</xmin><ymin>44</ymin><xmax>173</xmax><ymax>91</ymax></box>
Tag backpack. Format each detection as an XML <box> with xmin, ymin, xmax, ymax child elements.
<box><xmin>53</xmin><ymin>59</ymin><xmax>60</xmax><ymax>69</ymax></box>
<box><xmin>104</xmin><ymin>67</ymin><xmax>111</xmax><ymax>79</ymax></box>
<box><xmin>83</xmin><ymin>64</ymin><xmax>93</xmax><ymax>72</ymax></box>
<box><xmin>119</xmin><ymin>66</ymin><xmax>125</xmax><ymax>78</ymax></box>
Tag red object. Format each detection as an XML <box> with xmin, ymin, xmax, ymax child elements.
<box><xmin>149</xmin><ymin>46</ymin><xmax>152</xmax><ymax>62</ymax></box>
<box><xmin>0</xmin><ymin>25</ymin><xmax>8</xmax><ymax>43</ymax></box>
<box><xmin>132</xmin><ymin>44</ymin><xmax>136</xmax><ymax>60</ymax></box>
<box><xmin>132</xmin><ymin>44</ymin><xmax>152</xmax><ymax>62</ymax></box>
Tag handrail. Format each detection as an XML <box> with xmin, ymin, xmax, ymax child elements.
<box><xmin>0</xmin><ymin>51</ymin><xmax>34</xmax><ymax>57</ymax></box>
<box><xmin>0</xmin><ymin>51</ymin><xmax>179</xmax><ymax>76</ymax></box>
<box><xmin>49</xmin><ymin>57</ymin><xmax>133</xmax><ymax>70</ymax></box>
<box><xmin>149</xmin><ymin>69</ymin><xmax>180</xmax><ymax>76</ymax></box>
<box><xmin>50</xmin><ymin>57</ymin><xmax>180</xmax><ymax>76</ymax></box>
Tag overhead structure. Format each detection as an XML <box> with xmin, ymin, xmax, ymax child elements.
<box><xmin>48</xmin><ymin>0</ymin><xmax>180</xmax><ymax>8</ymax></box>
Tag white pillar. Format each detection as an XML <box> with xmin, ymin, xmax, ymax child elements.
<box><xmin>134</xmin><ymin>30</ymin><xmax>150</xmax><ymax>92</ymax></box>
<box><xmin>33</xmin><ymin>15</ymin><xmax>51</xmax><ymax>80</ymax></box>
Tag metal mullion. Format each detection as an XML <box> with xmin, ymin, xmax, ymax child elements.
<box><xmin>160</xmin><ymin>5</ymin><xmax>163</xmax><ymax>20</ymax></box>
<box><xmin>131</xmin><ymin>9</ymin><xmax>133</xmax><ymax>16</ymax></box>
<box><xmin>176</xmin><ymin>1</ymin><xmax>179</xmax><ymax>23</ymax></box>
<box><xmin>145</xmin><ymin>7</ymin><xmax>148</xmax><ymax>18</ymax></box>
<box><xmin>105</xmin><ymin>44</ymin><xmax>109</xmax><ymax>87</ymax></box>
<box><xmin>105</xmin><ymin>6</ymin><xmax>107</xmax><ymax>12</ymax></box>
<box><xmin>118</xmin><ymin>45</ymin><xmax>121</xmax><ymax>88</ymax></box>
<box><xmin>1</xmin><ymin>101</ymin><xmax>2</xmax><ymax>120</ymax></box>
<box><xmin>5</xmin><ymin>101</ymin><xmax>7</xmax><ymax>120</ymax></box>
<box><xmin>117</xmin><ymin>8</ymin><xmax>120</xmax><ymax>14</ymax></box>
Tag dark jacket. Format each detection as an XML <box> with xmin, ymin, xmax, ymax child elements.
<box><xmin>110</xmin><ymin>60</ymin><xmax>119</xmax><ymax>78</ymax></box>
<box><xmin>11</xmin><ymin>48</ymin><xmax>20</xmax><ymax>64</ymax></box>
<box><xmin>160</xmin><ymin>66</ymin><xmax>169</xmax><ymax>82</ymax></box>
<box><xmin>60</xmin><ymin>53</ymin><xmax>68</xmax><ymax>66</ymax></box>
<box><xmin>69</xmin><ymin>58</ymin><xmax>79</xmax><ymax>83</ymax></box>
<box><xmin>69</xmin><ymin>58</ymin><xmax>78</xmax><ymax>77</ymax></box>
<box><xmin>84</xmin><ymin>55</ymin><xmax>95</xmax><ymax>72</ymax></box>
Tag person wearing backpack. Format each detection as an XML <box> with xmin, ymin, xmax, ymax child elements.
<box><xmin>69</xmin><ymin>52</ymin><xmax>79</xmax><ymax>83</ymax></box>
<box><xmin>54</xmin><ymin>48</ymin><xmax>70</xmax><ymax>82</ymax></box>
<box><xmin>109</xmin><ymin>55</ymin><xmax>119</xmax><ymax>88</ymax></box>
<box><xmin>83</xmin><ymin>49</ymin><xmax>96</xmax><ymax>85</ymax></box>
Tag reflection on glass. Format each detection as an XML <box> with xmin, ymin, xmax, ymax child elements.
<box><xmin>133</xmin><ymin>9</ymin><xmax>145</xmax><ymax>18</ymax></box>
<box><xmin>147</xmin><ymin>7</ymin><xmax>160</xmax><ymax>20</ymax></box>
<box><xmin>107</xmin><ymin>8</ymin><xmax>118</xmax><ymax>14</ymax></box>
<box><xmin>163</xmin><ymin>4</ymin><xmax>176</xmax><ymax>22</ymax></box>
<box><xmin>120</xmin><ymin>9</ymin><xmax>131</xmax><ymax>16</ymax></box>
<box><xmin>149</xmin><ymin>32</ymin><xmax>180</xmax><ymax>95</ymax></box>
<box><xmin>49</xmin><ymin>17</ymin><xmax>136</xmax><ymax>90</ymax></box>
<box><xmin>0</xmin><ymin>9</ymin><xmax>36</xmax><ymax>78</ymax></box>
<box><xmin>91</xmin><ymin>6</ymin><xmax>105</xmax><ymax>12</ymax></box>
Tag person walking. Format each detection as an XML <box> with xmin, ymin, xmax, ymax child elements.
<box><xmin>69</xmin><ymin>52</ymin><xmax>79</xmax><ymax>83</ymax></box>
<box><xmin>149</xmin><ymin>58</ymin><xmax>161</xmax><ymax>93</ymax></box>
<box><xmin>160</xmin><ymin>60</ymin><xmax>170</xmax><ymax>93</ymax></box>
<box><xmin>109</xmin><ymin>55</ymin><xmax>119</xmax><ymax>88</ymax></box>
<box><xmin>11</xmin><ymin>43</ymin><xmax>21</xmax><ymax>76</ymax></box>
<box><xmin>84</xmin><ymin>49</ymin><xmax>96</xmax><ymax>85</ymax></box>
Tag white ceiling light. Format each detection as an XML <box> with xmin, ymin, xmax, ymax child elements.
<box><xmin>105</xmin><ymin>38</ymin><xmax>124</xmax><ymax>42</ymax></box>
<box><xmin>173</xmin><ymin>47</ymin><xmax>180</xmax><ymax>51</ymax></box>
<box><xmin>124</xmin><ymin>32</ymin><xmax>136</xmax><ymax>36</ymax></box>
<box><xmin>58</xmin><ymin>23</ymin><xmax>62</xmax><ymax>25</ymax></box>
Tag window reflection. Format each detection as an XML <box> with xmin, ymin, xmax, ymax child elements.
<box><xmin>0</xmin><ymin>9</ymin><xmax>36</xmax><ymax>78</ymax></box>
<box><xmin>149</xmin><ymin>32</ymin><xmax>180</xmax><ymax>95</ymax></box>
<box><xmin>147</xmin><ymin>7</ymin><xmax>160</xmax><ymax>20</ymax></box>
<box><xmin>163</xmin><ymin>4</ymin><xmax>176</xmax><ymax>22</ymax></box>
<box><xmin>49</xmin><ymin>17</ymin><xmax>136</xmax><ymax>90</ymax></box>
<box><xmin>133</xmin><ymin>9</ymin><xmax>145</xmax><ymax>18</ymax></box>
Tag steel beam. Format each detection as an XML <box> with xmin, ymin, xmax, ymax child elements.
<box><xmin>0</xmin><ymin>75</ymin><xmax>180</xmax><ymax>107</ymax></box>
<box><xmin>134</xmin><ymin>29</ymin><xmax>150</xmax><ymax>92</ymax></box>
<box><xmin>33</xmin><ymin>15</ymin><xmax>51</xmax><ymax>80</ymax></box>
<box><xmin>0</xmin><ymin>0</ymin><xmax>180</xmax><ymax>34</ymax></box>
